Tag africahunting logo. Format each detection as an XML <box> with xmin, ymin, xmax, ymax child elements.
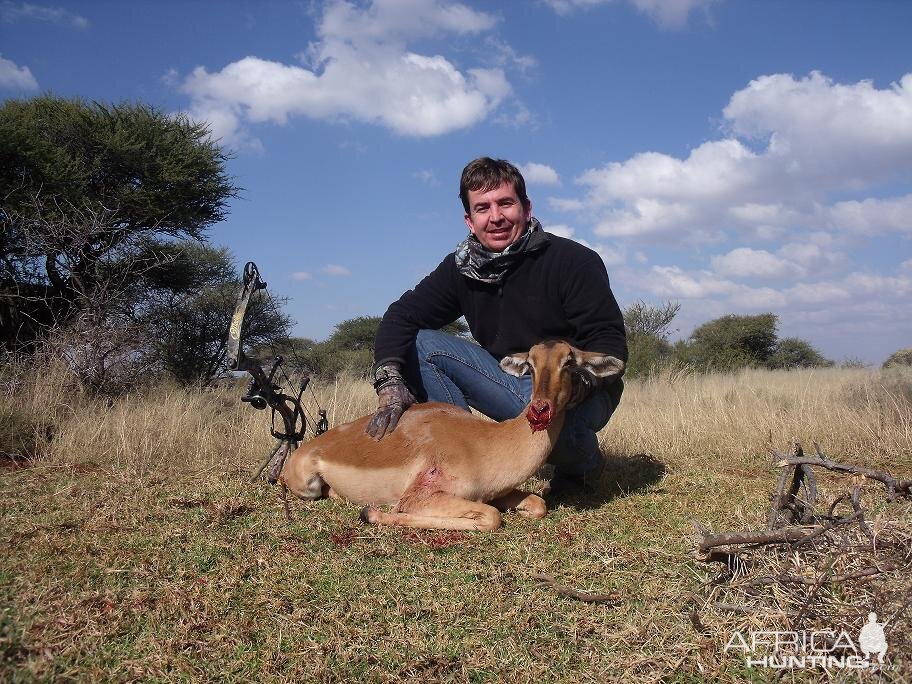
<box><xmin>724</xmin><ymin>612</ymin><xmax>889</xmax><ymax>670</ymax></box>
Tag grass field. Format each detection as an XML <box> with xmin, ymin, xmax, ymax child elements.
<box><xmin>2</xmin><ymin>361</ymin><xmax>911</xmax><ymax>682</ymax></box>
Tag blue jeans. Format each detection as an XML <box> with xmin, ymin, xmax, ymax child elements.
<box><xmin>410</xmin><ymin>330</ymin><xmax>617</xmax><ymax>477</ymax></box>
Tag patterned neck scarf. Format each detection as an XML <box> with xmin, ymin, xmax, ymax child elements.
<box><xmin>454</xmin><ymin>217</ymin><xmax>550</xmax><ymax>284</ymax></box>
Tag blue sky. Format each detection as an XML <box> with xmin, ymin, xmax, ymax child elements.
<box><xmin>2</xmin><ymin>0</ymin><xmax>911</xmax><ymax>363</ymax></box>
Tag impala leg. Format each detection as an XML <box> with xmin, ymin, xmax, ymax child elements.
<box><xmin>321</xmin><ymin>483</ymin><xmax>342</xmax><ymax>500</ymax></box>
<box><xmin>283</xmin><ymin>471</ymin><xmax>326</xmax><ymax>501</ymax></box>
<box><xmin>490</xmin><ymin>489</ymin><xmax>548</xmax><ymax>519</ymax></box>
<box><xmin>361</xmin><ymin>492</ymin><xmax>502</xmax><ymax>531</ymax></box>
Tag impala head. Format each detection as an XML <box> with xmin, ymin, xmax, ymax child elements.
<box><xmin>499</xmin><ymin>341</ymin><xmax>625</xmax><ymax>432</ymax></box>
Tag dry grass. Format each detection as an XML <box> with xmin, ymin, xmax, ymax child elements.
<box><xmin>2</xmin><ymin>361</ymin><xmax>911</xmax><ymax>682</ymax></box>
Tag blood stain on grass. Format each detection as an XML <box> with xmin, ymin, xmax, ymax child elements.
<box><xmin>330</xmin><ymin>526</ymin><xmax>359</xmax><ymax>547</ymax></box>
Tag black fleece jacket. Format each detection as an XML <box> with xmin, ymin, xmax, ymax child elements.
<box><xmin>375</xmin><ymin>233</ymin><xmax>627</xmax><ymax>400</ymax></box>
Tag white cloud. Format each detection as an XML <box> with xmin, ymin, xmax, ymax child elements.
<box><xmin>826</xmin><ymin>195</ymin><xmax>912</xmax><ymax>236</ymax></box>
<box><xmin>628</xmin><ymin>0</ymin><xmax>718</xmax><ymax>30</ymax></box>
<box><xmin>323</xmin><ymin>264</ymin><xmax>351</xmax><ymax>276</ymax></box>
<box><xmin>0</xmin><ymin>2</ymin><xmax>89</xmax><ymax>28</ymax></box>
<box><xmin>179</xmin><ymin>0</ymin><xmax>511</xmax><ymax>144</ymax></box>
<box><xmin>291</xmin><ymin>271</ymin><xmax>312</xmax><ymax>281</ymax></box>
<box><xmin>543</xmin><ymin>223</ymin><xmax>574</xmax><ymax>238</ymax></box>
<box><xmin>483</xmin><ymin>36</ymin><xmax>537</xmax><ymax>75</ymax></box>
<box><xmin>548</xmin><ymin>197</ymin><xmax>584</xmax><ymax>212</ymax></box>
<box><xmin>548</xmin><ymin>71</ymin><xmax>912</xmax><ymax>245</ymax></box>
<box><xmin>543</xmin><ymin>0</ymin><xmax>718</xmax><ymax>29</ymax></box>
<box><xmin>711</xmin><ymin>247</ymin><xmax>796</xmax><ymax>279</ymax></box>
<box><xmin>412</xmin><ymin>169</ymin><xmax>440</xmax><ymax>186</ymax></box>
<box><xmin>591</xmin><ymin>244</ymin><xmax>626</xmax><ymax>266</ymax></box>
<box><xmin>540</xmin><ymin>223</ymin><xmax>624</xmax><ymax>265</ymax></box>
<box><xmin>648</xmin><ymin>265</ymin><xmax>738</xmax><ymax>299</ymax></box>
<box><xmin>161</xmin><ymin>68</ymin><xmax>179</xmax><ymax>87</ymax></box>
<box><xmin>0</xmin><ymin>54</ymin><xmax>38</xmax><ymax>90</ymax></box>
<box><xmin>519</xmin><ymin>162</ymin><xmax>560</xmax><ymax>185</ymax></box>
<box><xmin>723</xmin><ymin>72</ymin><xmax>912</xmax><ymax>185</ymax></box>
<box><xmin>642</xmin><ymin>261</ymin><xmax>910</xmax><ymax>327</ymax></box>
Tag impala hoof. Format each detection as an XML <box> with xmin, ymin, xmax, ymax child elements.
<box><xmin>359</xmin><ymin>505</ymin><xmax>379</xmax><ymax>524</ymax></box>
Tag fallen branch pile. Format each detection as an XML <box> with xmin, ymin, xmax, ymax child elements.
<box><xmin>691</xmin><ymin>441</ymin><xmax>912</xmax><ymax>651</ymax></box>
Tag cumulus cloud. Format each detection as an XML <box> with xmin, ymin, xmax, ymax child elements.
<box><xmin>826</xmin><ymin>195</ymin><xmax>912</xmax><ymax>236</ymax></box>
<box><xmin>542</xmin><ymin>223</ymin><xmax>575</xmax><ymax>238</ymax></box>
<box><xmin>322</xmin><ymin>264</ymin><xmax>351</xmax><ymax>276</ymax></box>
<box><xmin>0</xmin><ymin>54</ymin><xmax>38</xmax><ymax>90</ymax></box>
<box><xmin>550</xmin><ymin>71</ymin><xmax>912</xmax><ymax>246</ymax></box>
<box><xmin>519</xmin><ymin>162</ymin><xmax>560</xmax><ymax>185</ymax></box>
<box><xmin>541</xmin><ymin>222</ymin><xmax>625</xmax><ymax>265</ymax></box>
<box><xmin>549</xmin><ymin>69</ymin><xmax>912</xmax><ymax>361</ymax></box>
<box><xmin>543</xmin><ymin>0</ymin><xmax>719</xmax><ymax>29</ymax></box>
<box><xmin>711</xmin><ymin>247</ymin><xmax>796</xmax><ymax>280</ymax></box>
<box><xmin>178</xmin><ymin>0</ymin><xmax>512</xmax><ymax>145</ymax></box>
<box><xmin>0</xmin><ymin>2</ymin><xmax>88</xmax><ymax>28</ymax></box>
<box><xmin>644</xmin><ymin>263</ymin><xmax>911</xmax><ymax>315</ymax></box>
<box><xmin>291</xmin><ymin>271</ymin><xmax>312</xmax><ymax>281</ymax></box>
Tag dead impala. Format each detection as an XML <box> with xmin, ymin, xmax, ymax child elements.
<box><xmin>280</xmin><ymin>340</ymin><xmax>624</xmax><ymax>531</ymax></box>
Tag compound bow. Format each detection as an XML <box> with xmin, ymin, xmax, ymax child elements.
<box><xmin>227</xmin><ymin>261</ymin><xmax>328</xmax><ymax>486</ymax></box>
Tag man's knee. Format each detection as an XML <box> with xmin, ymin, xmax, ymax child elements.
<box><xmin>549</xmin><ymin>392</ymin><xmax>617</xmax><ymax>475</ymax></box>
<box><xmin>415</xmin><ymin>328</ymin><xmax>459</xmax><ymax>357</ymax></box>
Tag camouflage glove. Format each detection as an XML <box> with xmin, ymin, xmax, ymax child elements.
<box><xmin>567</xmin><ymin>366</ymin><xmax>598</xmax><ymax>409</ymax></box>
<box><xmin>366</xmin><ymin>363</ymin><xmax>416</xmax><ymax>440</ymax></box>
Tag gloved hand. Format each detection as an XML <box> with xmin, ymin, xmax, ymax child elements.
<box><xmin>567</xmin><ymin>366</ymin><xmax>598</xmax><ymax>408</ymax></box>
<box><xmin>366</xmin><ymin>363</ymin><xmax>416</xmax><ymax>440</ymax></box>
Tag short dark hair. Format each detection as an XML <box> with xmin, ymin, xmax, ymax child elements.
<box><xmin>459</xmin><ymin>157</ymin><xmax>529</xmax><ymax>214</ymax></box>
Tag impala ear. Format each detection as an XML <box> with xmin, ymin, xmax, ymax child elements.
<box><xmin>500</xmin><ymin>352</ymin><xmax>531</xmax><ymax>377</ymax></box>
<box><xmin>574</xmin><ymin>351</ymin><xmax>625</xmax><ymax>378</ymax></box>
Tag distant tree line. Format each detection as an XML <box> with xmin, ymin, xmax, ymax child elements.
<box><xmin>278</xmin><ymin>306</ymin><xmax>842</xmax><ymax>382</ymax></box>
<box><xmin>622</xmin><ymin>305</ymin><xmax>835</xmax><ymax>377</ymax></box>
<box><xmin>255</xmin><ymin>316</ymin><xmax>471</xmax><ymax>380</ymax></box>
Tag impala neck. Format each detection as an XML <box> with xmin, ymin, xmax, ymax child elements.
<box><xmin>499</xmin><ymin>408</ymin><xmax>567</xmax><ymax>474</ymax></box>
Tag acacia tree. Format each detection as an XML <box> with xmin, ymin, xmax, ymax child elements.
<box><xmin>682</xmin><ymin>313</ymin><xmax>779</xmax><ymax>371</ymax></box>
<box><xmin>0</xmin><ymin>95</ymin><xmax>237</xmax><ymax>352</ymax></box>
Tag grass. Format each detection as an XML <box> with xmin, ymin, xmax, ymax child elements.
<box><xmin>1</xmin><ymin>361</ymin><xmax>911</xmax><ymax>682</ymax></box>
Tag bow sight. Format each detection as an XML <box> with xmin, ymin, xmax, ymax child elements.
<box><xmin>227</xmin><ymin>261</ymin><xmax>328</xmax><ymax>485</ymax></box>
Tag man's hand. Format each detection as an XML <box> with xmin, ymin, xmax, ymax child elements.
<box><xmin>366</xmin><ymin>364</ymin><xmax>415</xmax><ymax>440</ymax></box>
<box><xmin>567</xmin><ymin>366</ymin><xmax>598</xmax><ymax>408</ymax></box>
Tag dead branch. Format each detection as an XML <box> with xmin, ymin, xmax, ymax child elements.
<box><xmin>695</xmin><ymin>440</ymin><xmax>911</xmax><ymax>637</ymax></box>
<box><xmin>698</xmin><ymin>525</ymin><xmax>829</xmax><ymax>553</ymax></box>
<box><xmin>531</xmin><ymin>573</ymin><xmax>619</xmax><ymax>604</ymax></box>
<box><xmin>775</xmin><ymin>448</ymin><xmax>912</xmax><ymax>499</ymax></box>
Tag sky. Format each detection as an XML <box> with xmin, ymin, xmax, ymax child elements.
<box><xmin>2</xmin><ymin>0</ymin><xmax>911</xmax><ymax>364</ymax></box>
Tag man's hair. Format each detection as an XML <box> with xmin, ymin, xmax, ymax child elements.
<box><xmin>459</xmin><ymin>157</ymin><xmax>529</xmax><ymax>214</ymax></box>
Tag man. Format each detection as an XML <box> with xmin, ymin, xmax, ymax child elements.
<box><xmin>367</xmin><ymin>157</ymin><xmax>627</xmax><ymax>494</ymax></box>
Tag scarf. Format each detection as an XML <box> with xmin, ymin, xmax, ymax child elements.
<box><xmin>454</xmin><ymin>217</ymin><xmax>550</xmax><ymax>284</ymax></box>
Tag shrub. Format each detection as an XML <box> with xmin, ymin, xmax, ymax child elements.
<box><xmin>623</xmin><ymin>300</ymin><xmax>680</xmax><ymax>378</ymax></box>
<box><xmin>766</xmin><ymin>337</ymin><xmax>833</xmax><ymax>370</ymax></box>
<box><xmin>883</xmin><ymin>347</ymin><xmax>912</xmax><ymax>369</ymax></box>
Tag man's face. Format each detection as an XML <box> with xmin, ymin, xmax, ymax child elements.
<box><xmin>464</xmin><ymin>181</ymin><xmax>532</xmax><ymax>252</ymax></box>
